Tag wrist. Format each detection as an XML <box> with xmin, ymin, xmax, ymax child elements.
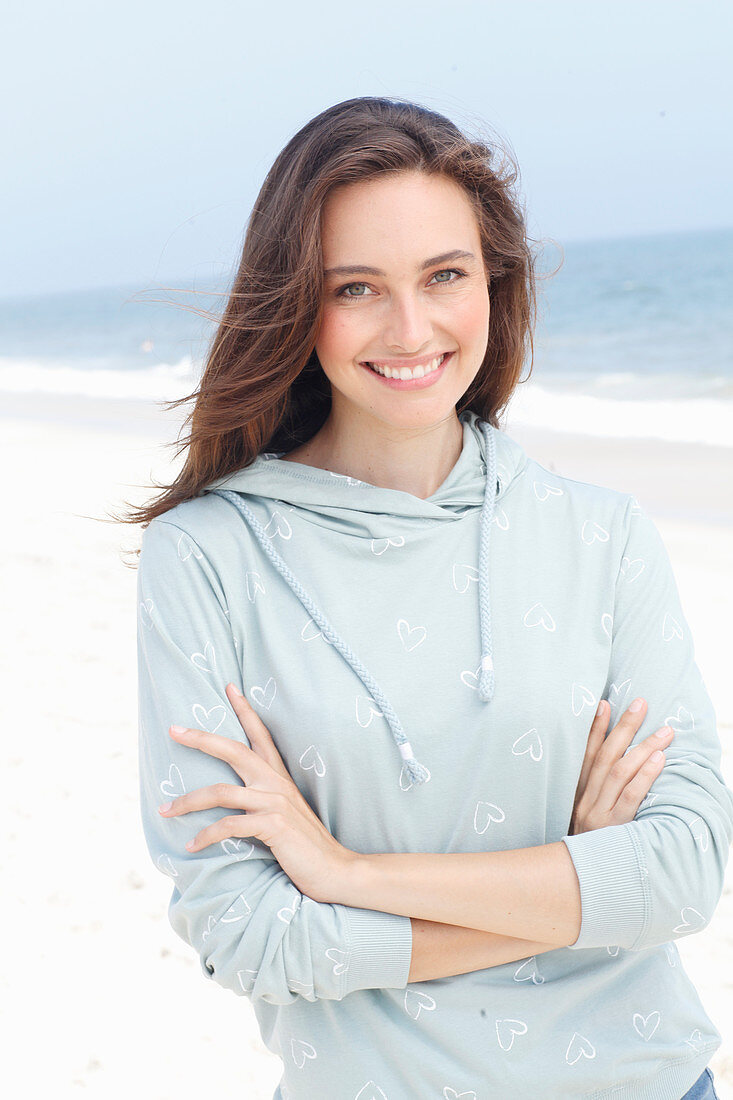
<box><xmin>331</xmin><ymin>848</ymin><xmax>374</xmax><ymax>908</ymax></box>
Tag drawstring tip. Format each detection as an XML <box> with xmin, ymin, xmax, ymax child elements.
<box><xmin>404</xmin><ymin>757</ymin><xmax>431</xmax><ymax>785</ymax></box>
<box><xmin>478</xmin><ymin>670</ymin><xmax>495</xmax><ymax>702</ymax></box>
<box><xmin>398</xmin><ymin>740</ymin><xmax>431</xmax><ymax>785</ymax></box>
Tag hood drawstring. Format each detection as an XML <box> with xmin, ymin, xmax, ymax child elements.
<box><xmin>210</xmin><ymin>417</ymin><xmax>498</xmax><ymax>788</ymax></box>
<box><xmin>477</xmin><ymin>419</ymin><xmax>498</xmax><ymax>704</ymax></box>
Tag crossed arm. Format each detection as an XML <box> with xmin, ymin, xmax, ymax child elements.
<box><xmin>166</xmin><ymin>685</ymin><xmax>670</xmax><ymax>984</ymax></box>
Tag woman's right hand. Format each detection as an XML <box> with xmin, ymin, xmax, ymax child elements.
<box><xmin>569</xmin><ymin>698</ymin><xmax>674</xmax><ymax>835</ymax></box>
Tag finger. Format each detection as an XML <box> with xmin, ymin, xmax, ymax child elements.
<box><xmin>574</xmin><ymin>701</ymin><xmax>610</xmax><ymax>805</ymax></box>
<box><xmin>595</xmin><ymin>727</ymin><xmax>674</xmax><ymax>816</ymax></box>
<box><xmin>608</xmin><ymin>748</ymin><xmax>668</xmax><ymax>824</ymax></box>
<box><xmin>186</xmin><ymin>812</ymin><xmax>272</xmax><ymax>852</ymax></box>
<box><xmin>226</xmin><ymin>683</ymin><xmax>293</xmax><ymax>780</ymax></box>
<box><xmin>582</xmin><ymin>698</ymin><xmax>648</xmax><ymax>805</ymax></box>
<box><xmin>169</xmin><ymin>723</ymin><xmax>274</xmax><ymax>788</ymax></box>
<box><xmin>159</xmin><ymin>782</ymin><xmax>262</xmax><ymax>817</ymax></box>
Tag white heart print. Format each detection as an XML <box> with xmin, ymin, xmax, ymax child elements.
<box><xmin>460</xmin><ymin>665</ymin><xmax>482</xmax><ymax>691</ymax></box>
<box><xmin>160</xmin><ymin>764</ymin><xmax>185</xmax><ymax>799</ymax></box>
<box><xmin>571</xmin><ymin>683</ymin><xmax>596</xmax><ymax>717</ymax></box>
<box><xmin>533</xmin><ymin>481</ymin><xmax>564</xmax><ymax>502</ymax></box>
<box><xmin>513</xmin><ymin>956</ymin><xmax>544</xmax><ymax>984</ymax></box>
<box><xmin>397</xmin><ymin>618</ymin><xmax>427</xmax><ymax>651</ymax></box>
<box><xmin>191</xmin><ymin>641</ymin><xmax>216</xmax><ymax>673</ymax></box>
<box><xmin>354</xmin><ymin>1083</ymin><xmax>388</xmax><ymax>1100</ymax></box>
<box><xmin>633</xmin><ymin>1011</ymin><xmax>661</xmax><ymax>1041</ymax></box>
<box><xmin>290</xmin><ymin>1038</ymin><xmax>317</xmax><ymax>1068</ymax></box>
<box><xmin>452</xmin><ymin>563</ymin><xmax>479</xmax><ymax>593</ymax></box>
<box><xmin>673</xmin><ymin>906</ymin><xmax>705</xmax><ymax>934</ymax></box>
<box><xmin>666</xmin><ymin>704</ymin><xmax>694</xmax><ymax>734</ymax></box>
<box><xmin>245</xmin><ymin>570</ymin><xmax>265</xmax><ymax>602</ymax></box>
<box><xmin>620</xmin><ymin>555</ymin><xmax>645</xmax><ymax>583</ymax></box>
<box><xmin>236</xmin><ymin>968</ymin><xmax>258</xmax><ymax>993</ymax></box>
<box><xmin>495</xmin><ymin>1018</ymin><xmax>527</xmax><ymax>1051</ymax></box>
<box><xmin>565</xmin><ymin>1032</ymin><xmax>596</xmax><ymax>1064</ymax></box>
<box><xmin>221</xmin><ymin>837</ymin><xmax>254</xmax><ymax>861</ymax></box>
<box><xmin>299</xmin><ymin>744</ymin><xmax>326</xmax><ymax>777</ymax></box>
<box><xmin>301</xmin><ymin>618</ymin><xmax>327</xmax><ymax>643</ymax></box>
<box><xmin>662</xmin><ymin>613</ymin><xmax>684</xmax><ymax>642</ymax></box>
<box><xmin>177</xmin><ymin>531</ymin><xmax>203</xmax><ymax>561</ymax></box>
<box><xmin>685</xmin><ymin>1029</ymin><xmax>706</xmax><ymax>1051</ymax></box>
<box><xmin>251</xmin><ymin>677</ymin><xmax>276</xmax><ymax>710</ymax></box>
<box><xmin>512</xmin><ymin>728</ymin><xmax>543</xmax><ymax>762</ymax></box>
<box><xmin>371</xmin><ymin>535</ymin><xmax>405</xmax><ymax>555</ymax></box>
<box><xmin>474</xmin><ymin>801</ymin><xmax>505</xmax><ymax>834</ymax></box>
<box><xmin>278</xmin><ymin>894</ymin><xmax>302</xmax><ymax>924</ymax></box>
<box><xmin>356</xmin><ymin>695</ymin><xmax>383</xmax><ymax>728</ymax></box>
<box><xmin>581</xmin><ymin>519</ymin><xmax>609</xmax><ymax>545</ymax></box>
<box><xmin>404</xmin><ymin>988</ymin><xmax>436</xmax><ymax>1020</ymax></box>
<box><xmin>220</xmin><ymin>893</ymin><xmax>252</xmax><ymax>923</ymax></box>
<box><xmin>523</xmin><ymin>602</ymin><xmax>556</xmax><ymax>631</ymax></box>
<box><xmin>325</xmin><ymin>948</ymin><xmax>350</xmax><ymax>976</ymax></box>
<box><xmin>493</xmin><ymin>507</ymin><xmax>509</xmax><ymax>530</ymax></box>
<box><xmin>191</xmin><ymin>702</ymin><xmax>226</xmax><ymax>733</ymax></box>
<box><xmin>265</xmin><ymin>509</ymin><xmax>292</xmax><ymax>540</ymax></box>
<box><xmin>156</xmin><ymin>852</ymin><xmax>178</xmax><ymax>877</ymax></box>
<box><xmin>609</xmin><ymin>678</ymin><xmax>632</xmax><ymax>708</ymax></box>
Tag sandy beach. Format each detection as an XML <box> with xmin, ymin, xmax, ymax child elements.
<box><xmin>3</xmin><ymin>391</ymin><xmax>731</xmax><ymax>1098</ymax></box>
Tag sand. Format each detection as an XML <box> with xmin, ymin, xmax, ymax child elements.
<box><xmin>3</xmin><ymin>392</ymin><xmax>731</xmax><ymax>1098</ymax></box>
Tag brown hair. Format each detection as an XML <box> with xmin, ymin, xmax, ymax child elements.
<box><xmin>116</xmin><ymin>95</ymin><xmax>546</xmax><ymax>537</ymax></box>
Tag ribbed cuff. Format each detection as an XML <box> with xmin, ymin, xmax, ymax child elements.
<box><xmin>562</xmin><ymin>823</ymin><xmax>648</xmax><ymax>950</ymax></box>
<box><xmin>338</xmin><ymin>906</ymin><xmax>413</xmax><ymax>996</ymax></box>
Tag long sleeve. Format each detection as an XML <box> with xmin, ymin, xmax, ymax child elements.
<box><xmin>137</xmin><ymin>516</ymin><xmax>413</xmax><ymax>1004</ymax></box>
<box><xmin>562</xmin><ymin>495</ymin><xmax>733</xmax><ymax>951</ymax></box>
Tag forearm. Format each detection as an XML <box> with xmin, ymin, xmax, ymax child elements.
<box><xmin>408</xmin><ymin>917</ymin><xmax>559</xmax><ymax>983</ymax></box>
<box><xmin>339</xmin><ymin>842</ymin><xmax>582</xmax><ymax>946</ymax></box>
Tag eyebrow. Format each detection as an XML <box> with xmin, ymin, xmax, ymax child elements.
<box><xmin>323</xmin><ymin>249</ymin><xmax>476</xmax><ymax>279</ymax></box>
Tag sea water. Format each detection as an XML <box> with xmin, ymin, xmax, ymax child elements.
<box><xmin>1</xmin><ymin>225</ymin><xmax>731</xmax><ymax>446</ymax></box>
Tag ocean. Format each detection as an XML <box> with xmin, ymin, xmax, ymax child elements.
<box><xmin>1</xmin><ymin>225</ymin><xmax>731</xmax><ymax>446</ymax></box>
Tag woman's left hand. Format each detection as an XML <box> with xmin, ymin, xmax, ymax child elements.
<box><xmin>158</xmin><ymin>683</ymin><xmax>357</xmax><ymax>903</ymax></box>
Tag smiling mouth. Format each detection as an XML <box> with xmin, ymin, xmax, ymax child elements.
<box><xmin>363</xmin><ymin>352</ymin><xmax>449</xmax><ymax>380</ymax></box>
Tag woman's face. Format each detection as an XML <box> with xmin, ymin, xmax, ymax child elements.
<box><xmin>315</xmin><ymin>170</ymin><xmax>490</xmax><ymax>432</ymax></box>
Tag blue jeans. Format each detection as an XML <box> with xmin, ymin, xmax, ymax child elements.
<box><xmin>680</xmin><ymin>1066</ymin><xmax>720</xmax><ymax>1100</ymax></box>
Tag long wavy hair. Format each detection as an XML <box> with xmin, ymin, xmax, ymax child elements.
<box><xmin>115</xmin><ymin>95</ymin><xmax>549</xmax><ymax>537</ymax></box>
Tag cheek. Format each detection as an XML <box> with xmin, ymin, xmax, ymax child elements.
<box><xmin>452</xmin><ymin>288</ymin><xmax>490</xmax><ymax>347</ymax></box>
<box><xmin>315</xmin><ymin>307</ymin><xmax>366</xmax><ymax>363</ymax></box>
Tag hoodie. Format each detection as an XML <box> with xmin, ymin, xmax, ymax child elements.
<box><xmin>137</xmin><ymin>408</ymin><xmax>733</xmax><ymax>1100</ymax></box>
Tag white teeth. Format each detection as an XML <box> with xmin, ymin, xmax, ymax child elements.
<box><xmin>368</xmin><ymin>353</ymin><xmax>446</xmax><ymax>380</ymax></box>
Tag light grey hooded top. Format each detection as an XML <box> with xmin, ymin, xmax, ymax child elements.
<box><xmin>137</xmin><ymin>408</ymin><xmax>733</xmax><ymax>1100</ymax></box>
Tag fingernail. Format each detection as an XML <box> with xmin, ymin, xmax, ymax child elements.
<box><xmin>629</xmin><ymin>698</ymin><xmax>644</xmax><ymax>712</ymax></box>
<box><xmin>651</xmin><ymin>750</ymin><xmax>664</xmax><ymax>763</ymax></box>
<box><xmin>228</xmin><ymin>683</ymin><xmax>243</xmax><ymax>697</ymax></box>
<box><xmin>159</xmin><ymin>802</ymin><xmax>172</xmax><ymax>813</ymax></box>
<box><xmin>596</xmin><ymin>700</ymin><xmax>606</xmax><ymax>717</ymax></box>
<box><xmin>171</xmin><ymin>724</ymin><xmax>187</xmax><ymax>733</ymax></box>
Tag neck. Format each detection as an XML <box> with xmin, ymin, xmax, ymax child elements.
<box><xmin>282</xmin><ymin>408</ymin><xmax>465</xmax><ymax>500</ymax></box>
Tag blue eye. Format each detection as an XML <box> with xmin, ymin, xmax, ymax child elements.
<box><xmin>334</xmin><ymin>268</ymin><xmax>467</xmax><ymax>301</ymax></box>
<box><xmin>338</xmin><ymin>283</ymin><xmax>370</xmax><ymax>298</ymax></box>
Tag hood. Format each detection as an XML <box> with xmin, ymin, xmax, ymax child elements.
<box><xmin>203</xmin><ymin>409</ymin><xmax>528</xmax><ymax>786</ymax></box>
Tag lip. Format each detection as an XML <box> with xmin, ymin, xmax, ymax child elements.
<box><xmin>360</xmin><ymin>351</ymin><xmax>453</xmax><ymax>390</ymax></box>
<box><xmin>361</xmin><ymin>351</ymin><xmax>453</xmax><ymax>370</ymax></box>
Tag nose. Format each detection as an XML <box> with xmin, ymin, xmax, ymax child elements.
<box><xmin>382</xmin><ymin>290</ymin><xmax>435</xmax><ymax>353</ymax></box>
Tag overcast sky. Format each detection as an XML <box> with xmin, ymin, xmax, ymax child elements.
<box><xmin>3</xmin><ymin>0</ymin><xmax>731</xmax><ymax>299</ymax></box>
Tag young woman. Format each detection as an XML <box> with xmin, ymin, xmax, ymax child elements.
<box><xmin>129</xmin><ymin>98</ymin><xmax>731</xmax><ymax>1099</ymax></box>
